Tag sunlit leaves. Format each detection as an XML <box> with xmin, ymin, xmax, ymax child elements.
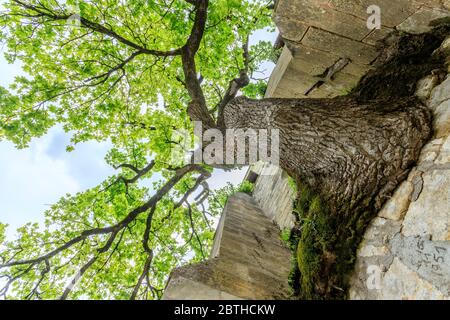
<box><xmin>0</xmin><ymin>0</ymin><xmax>274</xmax><ymax>299</ymax></box>
<box><xmin>0</xmin><ymin>223</ymin><xmax>6</xmax><ymax>246</ymax></box>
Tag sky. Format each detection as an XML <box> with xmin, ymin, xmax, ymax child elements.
<box><xmin>0</xmin><ymin>2</ymin><xmax>277</xmax><ymax>239</ymax></box>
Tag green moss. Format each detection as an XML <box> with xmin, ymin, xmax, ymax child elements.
<box><xmin>287</xmin><ymin>182</ymin><xmax>366</xmax><ymax>300</ymax></box>
<box><xmin>296</xmin><ymin>226</ymin><xmax>322</xmax><ymax>298</ymax></box>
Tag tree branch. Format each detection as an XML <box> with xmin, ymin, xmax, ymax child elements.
<box><xmin>11</xmin><ymin>0</ymin><xmax>182</xmax><ymax>57</ymax></box>
<box><xmin>180</xmin><ymin>0</ymin><xmax>216</xmax><ymax>129</ymax></box>
<box><xmin>216</xmin><ymin>36</ymin><xmax>251</xmax><ymax>127</ymax></box>
<box><xmin>0</xmin><ymin>164</ymin><xmax>207</xmax><ymax>298</ymax></box>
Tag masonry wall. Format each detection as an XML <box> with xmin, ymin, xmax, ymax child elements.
<box><xmin>267</xmin><ymin>0</ymin><xmax>450</xmax><ymax>300</ymax></box>
<box><xmin>267</xmin><ymin>0</ymin><xmax>450</xmax><ymax>99</ymax></box>
<box><xmin>163</xmin><ymin>193</ymin><xmax>291</xmax><ymax>300</ymax></box>
<box><xmin>245</xmin><ymin>162</ymin><xmax>296</xmax><ymax>231</ymax></box>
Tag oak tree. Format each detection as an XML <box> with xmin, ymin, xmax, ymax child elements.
<box><xmin>0</xmin><ymin>0</ymin><xmax>449</xmax><ymax>299</ymax></box>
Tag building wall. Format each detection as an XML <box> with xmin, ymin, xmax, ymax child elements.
<box><xmin>268</xmin><ymin>0</ymin><xmax>450</xmax><ymax>300</ymax></box>
<box><xmin>163</xmin><ymin>193</ymin><xmax>292</xmax><ymax>300</ymax></box>
<box><xmin>245</xmin><ymin>162</ymin><xmax>296</xmax><ymax>231</ymax></box>
<box><xmin>267</xmin><ymin>0</ymin><xmax>450</xmax><ymax>99</ymax></box>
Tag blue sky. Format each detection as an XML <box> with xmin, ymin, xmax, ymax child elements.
<box><xmin>0</xmin><ymin>1</ymin><xmax>277</xmax><ymax>239</ymax></box>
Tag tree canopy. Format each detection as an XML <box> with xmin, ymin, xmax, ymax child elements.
<box><xmin>0</xmin><ymin>0</ymin><xmax>275</xmax><ymax>299</ymax></box>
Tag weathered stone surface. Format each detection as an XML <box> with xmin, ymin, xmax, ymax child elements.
<box><xmin>301</xmin><ymin>27</ymin><xmax>378</xmax><ymax>65</ymax></box>
<box><xmin>276</xmin><ymin>0</ymin><xmax>419</xmax><ymax>29</ymax></box>
<box><xmin>163</xmin><ymin>276</ymin><xmax>241</xmax><ymax>300</ymax></box>
<box><xmin>378</xmin><ymin>181</ymin><xmax>413</xmax><ymax>221</ymax></box>
<box><xmin>275</xmin><ymin>0</ymin><xmax>372</xmax><ymax>41</ymax></box>
<box><xmin>438</xmin><ymin>36</ymin><xmax>450</xmax><ymax>56</ymax></box>
<box><xmin>268</xmin><ymin>1</ymin><xmax>450</xmax><ymax>102</ymax></box>
<box><xmin>248</xmin><ymin>162</ymin><xmax>296</xmax><ymax>231</ymax></box>
<box><xmin>348</xmin><ymin>217</ymin><xmax>401</xmax><ymax>299</ymax></box>
<box><xmin>434</xmin><ymin>100</ymin><xmax>450</xmax><ymax>138</ymax></box>
<box><xmin>166</xmin><ymin>0</ymin><xmax>450</xmax><ymax>301</ymax></box>
<box><xmin>391</xmin><ymin>234</ymin><xmax>450</xmax><ymax>295</ymax></box>
<box><xmin>418</xmin><ymin>138</ymin><xmax>442</xmax><ymax>163</ymax></box>
<box><xmin>287</xmin><ymin>43</ymin><xmax>341</xmax><ymax>76</ymax></box>
<box><xmin>163</xmin><ymin>193</ymin><xmax>292</xmax><ymax>300</ymax></box>
<box><xmin>265</xmin><ymin>46</ymin><xmax>292</xmax><ymax>98</ymax></box>
<box><xmin>379</xmin><ymin>258</ymin><xmax>447</xmax><ymax>300</ymax></box>
<box><xmin>398</xmin><ymin>7</ymin><xmax>450</xmax><ymax>34</ymax></box>
<box><xmin>273</xmin><ymin>15</ymin><xmax>308</xmax><ymax>42</ymax></box>
<box><xmin>429</xmin><ymin>75</ymin><xmax>450</xmax><ymax>110</ymax></box>
<box><xmin>350</xmin><ymin>68</ymin><xmax>450</xmax><ymax>299</ymax></box>
<box><xmin>362</xmin><ymin>27</ymin><xmax>394</xmax><ymax>46</ymax></box>
<box><xmin>338</xmin><ymin>0</ymin><xmax>420</xmax><ymax>27</ymax></box>
<box><xmin>428</xmin><ymin>76</ymin><xmax>450</xmax><ymax>138</ymax></box>
<box><xmin>436</xmin><ymin>135</ymin><xmax>450</xmax><ymax>163</ymax></box>
<box><xmin>415</xmin><ymin>0</ymin><xmax>450</xmax><ymax>11</ymax></box>
<box><xmin>416</xmin><ymin>74</ymin><xmax>440</xmax><ymax>101</ymax></box>
<box><xmin>402</xmin><ymin>169</ymin><xmax>450</xmax><ymax>241</ymax></box>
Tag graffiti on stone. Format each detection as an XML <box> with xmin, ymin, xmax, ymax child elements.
<box><xmin>391</xmin><ymin>234</ymin><xmax>450</xmax><ymax>295</ymax></box>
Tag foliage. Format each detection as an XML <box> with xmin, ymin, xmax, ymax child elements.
<box><xmin>237</xmin><ymin>180</ymin><xmax>254</xmax><ymax>194</ymax></box>
<box><xmin>287</xmin><ymin>176</ymin><xmax>297</xmax><ymax>194</ymax></box>
<box><xmin>289</xmin><ymin>183</ymin><xmax>335</xmax><ymax>300</ymax></box>
<box><xmin>0</xmin><ymin>223</ymin><xmax>6</xmax><ymax>245</ymax></box>
<box><xmin>280</xmin><ymin>228</ymin><xmax>290</xmax><ymax>246</ymax></box>
<box><xmin>0</xmin><ymin>0</ymin><xmax>274</xmax><ymax>299</ymax></box>
<box><xmin>208</xmin><ymin>180</ymin><xmax>254</xmax><ymax>215</ymax></box>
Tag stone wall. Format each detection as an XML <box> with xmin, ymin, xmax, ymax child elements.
<box><xmin>163</xmin><ymin>193</ymin><xmax>291</xmax><ymax>300</ymax></box>
<box><xmin>267</xmin><ymin>0</ymin><xmax>450</xmax><ymax>99</ymax></box>
<box><xmin>245</xmin><ymin>162</ymin><xmax>296</xmax><ymax>231</ymax></box>
<box><xmin>349</xmin><ymin>65</ymin><xmax>450</xmax><ymax>300</ymax></box>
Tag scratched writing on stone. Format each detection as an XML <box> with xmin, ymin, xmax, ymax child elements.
<box><xmin>391</xmin><ymin>234</ymin><xmax>450</xmax><ymax>295</ymax></box>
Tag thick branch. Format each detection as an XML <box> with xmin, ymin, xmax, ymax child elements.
<box><xmin>11</xmin><ymin>0</ymin><xmax>182</xmax><ymax>57</ymax></box>
<box><xmin>0</xmin><ymin>164</ymin><xmax>204</xmax><ymax>270</ymax></box>
<box><xmin>181</xmin><ymin>0</ymin><xmax>215</xmax><ymax>129</ymax></box>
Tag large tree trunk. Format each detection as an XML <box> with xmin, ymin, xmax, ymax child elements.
<box><xmin>224</xmin><ymin>95</ymin><xmax>430</xmax><ymax>212</ymax></box>
<box><xmin>219</xmin><ymin>24</ymin><xmax>450</xmax><ymax>299</ymax></box>
<box><xmin>223</xmin><ymin>95</ymin><xmax>431</xmax><ymax>298</ymax></box>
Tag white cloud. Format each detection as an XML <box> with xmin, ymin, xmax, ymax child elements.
<box><xmin>0</xmin><ymin>131</ymin><xmax>79</xmax><ymax>236</ymax></box>
<box><xmin>0</xmin><ymin>126</ymin><xmax>114</xmax><ymax>239</ymax></box>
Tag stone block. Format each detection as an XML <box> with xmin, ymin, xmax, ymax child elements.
<box><xmin>362</xmin><ymin>26</ymin><xmax>394</xmax><ymax>46</ymax></box>
<box><xmin>163</xmin><ymin>193</ymin><xmax>292</xmax><ymax>300</ymax></box>
<box><xmin>429</xmin><ymin>75</ymin><xmax>450</xmax><ymax>111</ymax></box>
<box><xmin>434</xmin><ymin>100</ymin><xmax>450</xmax><ymax>138</ymax></box>
<box><xmin>276</xmin><ymin>0</ymin><xmax>372</xmax><ymax>41</ymax></box>
<box><xmin>415</xmin><ymin>0</ymin><xmax>450</xmax><ymax>10</ymax></box>
<box><xmin>306</xmin><ymin>0</ymin><xmax>419</xmax><ymax>27</ymax></box>
<box><xmin>378</xmin><ymin>181</ymin><xmax>413</xmax><ymax>221</ymax></box>
<box><xmin>300</xmin><ymin>27</ymin><xmax>378</xmax><ymax>65</ymax></box>
<box><xmin>380</xmin><ymin>258</ymin><xmax>447</xmax><ymax>299</ymax></box>
<box><xmin>265</xmin><ymin>46</ymin><xmax>292</xmax><ymax>98</ymax></box>
<box><xmin>402</xmin><ymin>170</ymin><xmax>450</xmax><ymax>241</ymax></box>
<box><xmin>397</xmin><ymin>7</ymin><xmax>450</xmax><ymax>34</ymax></box>
<box><xmin>273</xmin><ymin>15</ymin><xmax>309</xmax><ymax>42</ymax></box>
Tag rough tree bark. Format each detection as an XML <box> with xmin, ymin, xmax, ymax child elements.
<box><xmin>222</xmin><ymin>95</ymin><xmax>432</xmax><ymax>299</ymax></box>
<box><xmin>224</xmin><ymin>96</ymin><xmax>430</xmax><ymax>211</ymax></box>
